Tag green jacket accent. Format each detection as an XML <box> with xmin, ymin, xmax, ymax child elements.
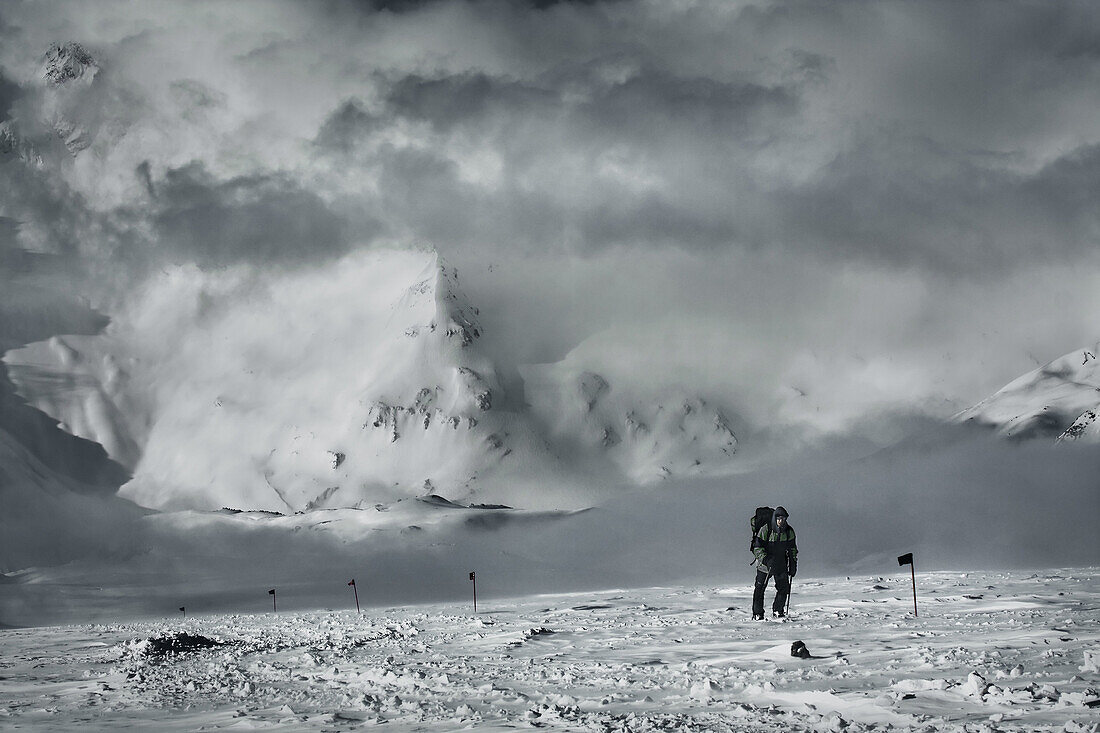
<box><xmin>753</xmin><ymin>524</ymin><xmax>798</xmax><ymax>569</ymax></box>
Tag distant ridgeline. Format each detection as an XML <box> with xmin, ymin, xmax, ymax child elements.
<box><xmin>954</xmin><ymin>345</ymin><xmax>1100</xmax><ymax>443</ymax></box>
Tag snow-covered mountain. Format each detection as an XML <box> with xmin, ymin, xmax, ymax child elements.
<box><xmin>0</xmin><ymin>41</ymin><xmax>99</xmax><ymax>167</ymax></box>
<box><xmin>522</xmin><ymin>362</ymin><xmax>736</xmax><ymax>483</ymax></box>
<box><xmin>44</xmin><ymin>42</ymin><xmax>98</xmax><ymax>87</ymax></box>
<box><xmin>955</xmin><ymin>342</ymin><xmax>1100</xmax><ymax>442</ymax></box>
<box><xmin>0</xmin><ymin>372</ymin><xmax>141</xmax><ymax>570</ymax></box>
<box><xmin>43</xmin><ymin>42</ymin><xmax>98</xmax><ymax>155</ymax></box>
<box><xmin>3</xmin><ymin>249</ymin><xmax>739</xmax><ymax>512</ymax></box>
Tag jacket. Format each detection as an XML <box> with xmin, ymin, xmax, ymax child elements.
<box><xmin>753</xmin><ymin>522</ymin><xmax>797</xmax><ymax>574</ymax></box>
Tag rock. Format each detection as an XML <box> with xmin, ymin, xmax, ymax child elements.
<box><xmin>44</xmin><ymin>43</ymin><xmax>97</xmax><ymax>86</ymax></box>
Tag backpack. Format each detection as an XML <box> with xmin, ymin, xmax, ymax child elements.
<box><xmin>750</xmin><ymin>506</ymin><xmax>773</xmax><ymax>551</ymax></box>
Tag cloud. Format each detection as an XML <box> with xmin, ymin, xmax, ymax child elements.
<box><xmin>0</xmin><ymin>71</ymin><xmax>21</xmax><ymax>119</ymax></box>
<box><xmin>148</xmin><ymin>162</ymin><xmax>355</xmax><ymax>268</ymax></box>
<box><xmin>0</xmin><ymin>0</ymin><xmax>1097</xmax><ymax>449</ymax></box>
<box><xmin>293</xmin><ymin>3</ymin><xmax>1100</xmax><ymax>276</ymax></box>
<box><xmin>766</xmin><ymin>135</ymin><xmax>1100</xmax><ymax>273</ymax></box>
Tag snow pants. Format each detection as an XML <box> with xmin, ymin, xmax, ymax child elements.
<box><xmin>752</xmin><ymin>570</ymin><xmax>790</xmax><ymax>616</ymax></box>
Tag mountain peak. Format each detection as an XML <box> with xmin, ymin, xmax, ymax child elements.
<box><xmin>44</xmin><ymin>43</ymin><xmax>97</xmax><ymax>87</ymax></box>
<box><xmin>397</xmin><ymin>254</ymin><xmax>482</xmax><ymax>347</ymax></box>
<box><xmin>957</xmin><ymin>342</ymin><xmax>1100</xmax><ymax>441</ymax></box>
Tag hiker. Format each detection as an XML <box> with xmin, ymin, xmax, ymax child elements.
<box><xmin>752</xmin><ymin>506</ymin><xmax>798</xmax><ymax>619</ymax></box>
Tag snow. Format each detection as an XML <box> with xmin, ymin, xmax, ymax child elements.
<box><xmin>1</xmin><ymin>570</ymin><xmax>1098</xmax><ymax>731</ymax></box>
<box><xmin>957</xmin><ymin>345</ymin><xmax>1100</xmax><ymax>442</ymax></box>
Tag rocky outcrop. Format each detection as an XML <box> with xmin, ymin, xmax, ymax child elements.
<box><xmin>44</xmin><ymin>43</ymin><xmax>97</xmax><ymax>86</ymax></box>
<box><xmin>1058</xmin><ymin>407</ymin><xmax>1100</xmax><ymax>443</ymax></box>
<box><xmin>0</xmin><ymin>122</ymin><xmax>44</xmax><ymax>167</ymax></box>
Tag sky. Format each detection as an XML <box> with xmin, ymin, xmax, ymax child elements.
<box><xmin>1</xmin><ymin>0</ymin><xmax>1099</xmax><ymax>442</ymax></box>
<box><xmin>2</xmin><ymin>2</ymin><xmax>1100</xmax><ymax>618</ymax></box>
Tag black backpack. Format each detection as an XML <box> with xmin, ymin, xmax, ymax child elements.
<box><xmin>750</xmin><ymin>506</ymin><xmax>773</xmax><ymax>551</ymax></box>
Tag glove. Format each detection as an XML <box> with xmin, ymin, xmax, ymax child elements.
<box><xmin>788</xmin><ymin>561</ymin><xmax>797</xmax><ymax>578</ymax></box>
<box><xmin>759</xmin><ymin>557</ymin><xmax>771</xmax><ymax>572</ymax></box>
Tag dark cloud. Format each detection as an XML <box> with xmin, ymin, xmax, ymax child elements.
<box><xmin>309</xmin><ymin>40</ymin><xmax>1097</xmax><ymax>274</ymax></box>
<box><xmin>385</xmin><ymin>72</ymin><xmax>558</xmax><ymax>133</ymax></box>
<box><xmin>0</xmin><ymin>71</ymin><xmax>21</xmax><ymax>120</ymax></box>
<box><xmin>0</xmin><ymin>216</ymin><xmax>110</xmax><ymax>356</ymax></box>
<box><xmin>768</xmin><ymin>136</ymin><xmax>1100</xmax><ymax>273</ymax></box>
<box><xmin>339</xmin><ymin>0</ymin><xmax>446</xmax><ymax>12</ymax></box>
<box><xmin>0</xmin><ymin>159</ymin><xmax>91</xmax><ymax>260</ymax></box>
<box><xmin>575</xmin><ymin>71</ymin><xmax>797</xmax><ymax>140</ymax></box>
<box><xmin>150</xmin><ymin>162</ymin><xmax>355</xmax><ymax>268</ymax></box>
<box><xmin>383</xmin><ymin>67</ymin><xmax>796</xmax><ymax>141</ymax></box>
<box><xmin>338</xmin><ymin>0</ymin><xmax>628</xmax><ymax>13</ymax></box>
<box><xmin>312</xmin><ymin>100</ymin><xmax>382</xmax><ymax>154</ymax></box>
<box><xmin>313</xmin><ymin>67</ymin><xmax>800</xmax><ymax>254</ymax></box>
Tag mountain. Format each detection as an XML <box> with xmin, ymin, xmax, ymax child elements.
<box><xmin>44</xmin><ymin>42</ymin><xmax>98</xmax><ymax>87</ymax></box>
<box><xmin>42</xmin><ymin>42</ymin><xmax>98</xmax><ymax>155</ymax></box>
<box><xmin>3</xmin><ymin>249</ymin><xmax>739</xmax><ymax>512</ymax></box>
<box><xmin>0</xmin><ymin>364</ymin><xmax>142</xmax><ymax>571</ymax></box>
<box><xmin>955</xmin><ymin>343</ymin><xmax>1100</xmax><ymax>442</ymax></box>
<box><xmin>521</xmin><ymin>362</ymin><xmax>736</xmax><ymax>483</ymax></box>
<box><xmin>0</xmin><ymin>41</ymin><xmax>99</xmax><ymax>166</ymax></box>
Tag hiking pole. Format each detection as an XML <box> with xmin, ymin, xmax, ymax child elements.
<box><xmin>786</xmin><ymin>579</ymin><xmax>792</xmax><ymax>617</ymax></box>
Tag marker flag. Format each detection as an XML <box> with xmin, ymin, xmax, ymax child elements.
<box><xmin>349</xmin><ymin>579</ymin><xmax>360</xmax><ymax>613</ymax></box>
<box><xmin>897</xmin><ymin>553</ymin><xmax>917</xmax><ymax>616</ymax></box>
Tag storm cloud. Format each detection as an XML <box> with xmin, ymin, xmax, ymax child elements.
<box><xmin>0</xmin><ymin>0</ymin><xmax>1098</xmax><ymax>439</ymax></box>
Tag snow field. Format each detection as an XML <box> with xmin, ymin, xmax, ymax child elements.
<box><xmin>1</xmin><ymin>569</ymin><xmax>1098</xmax><ymax>731</ymax></box>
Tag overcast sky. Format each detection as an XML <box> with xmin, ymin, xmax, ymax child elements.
<box><xmin>1</xmin><ymin>0</ymin><xmax>1098</xmax><ymax>442</ymax></box>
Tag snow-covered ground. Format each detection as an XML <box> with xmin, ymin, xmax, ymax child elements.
<box><xmin>2</xmin><ymin>570</ymin><xmax>1098</xmax><ymax>732</ymax></box>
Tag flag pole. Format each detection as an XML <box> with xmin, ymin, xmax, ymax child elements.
<box><xmin>349</xmin><ymin>579</ymin><xmax>360</xmax><ymax>614</ymax></box>
<box><xmin>469</xmin><ymin>571</ymin><xmax>477</xmax><ymax>613</ymax></box>
<box><xmin>897</xmin><ymin>553</ymin><xmax>917</xmax><ymax>617</ymax></box>
<box><xmin>910</xmin><ymin>562</ymin><xmax>918</xmax><ymax>617</ymax></box>
<box><xmin>268</xmin><ymin>588</ymin><xmax>277</xmax><ymax>613</ymax></box>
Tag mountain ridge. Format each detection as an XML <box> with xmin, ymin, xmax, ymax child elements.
<box><xmin>955</xmin><ymin>342</ymin><xmax>1100</xmax><ymax>443</ymax></box>
<box><xmin>4</xmin><ymin>248</ymin><xmax>740</xmax><ymax>512</ymax></box>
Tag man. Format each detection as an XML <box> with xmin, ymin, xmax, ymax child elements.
<box><xmin>752</xmin><ymin>506</ymin><xmax>798</xmax><ymax>619</ymax></box>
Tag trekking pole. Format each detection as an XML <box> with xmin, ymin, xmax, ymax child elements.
<box><xmin>786</xmin><ymin>580</ymin><xmax>792</xmax><ymax>617</ymax></box>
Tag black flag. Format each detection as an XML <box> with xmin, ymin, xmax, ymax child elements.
<box><xmin>898</xmin><ymin>553</ymin><xmax>918</xmax><ymax>617</ymax></box>
<box><xmin>469</xmin><ymin>571</ymin><xmax>477</xmax><ymax>612</ymax></box>
<box><xmin>348</xmin><ymin>579</ymin><xmax>360</xmax><ymax>612</ymax></box>
<box><xmin>179</xmin><ymin>607</ymin><xmax>185</xmax><ymax>613</ymax></box>
<box><xmin>268</xmin><ymin>588</ymin><xmax>276</xmax><ymax>594</ymax></box>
